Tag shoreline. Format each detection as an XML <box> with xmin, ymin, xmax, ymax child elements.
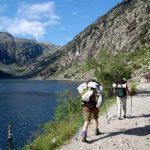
<box><xmin>0</xmin><ymin>77</ymin><xmax>84</xmax><ymax>82</ymax></box>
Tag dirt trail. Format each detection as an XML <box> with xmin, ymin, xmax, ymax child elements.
<box><xmin>60</xmin><ymin>83</ymin><xmax>150</xmax><ymax>150</ymax></box>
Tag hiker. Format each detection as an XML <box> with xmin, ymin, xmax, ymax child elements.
<box><xmin>113</xmin><ymin>78</ymin><xmax>131</xmax><ymax>120</ymax></box>
<box><xmin>77</xmin><ymin>79</ymin><xmax>103</xmax><ymax>142</ymax></box>
<box><xmin>144</xmin><ymin>72</ymin><xmax>150</xmax><ymax>83</ymax></box>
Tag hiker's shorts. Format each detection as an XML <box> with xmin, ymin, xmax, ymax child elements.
<box><xmin>83</xmin><ymin>107</ymin><xmax>99</xmax><ymax>121</ymax></box>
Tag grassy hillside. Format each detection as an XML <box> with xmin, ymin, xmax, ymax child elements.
<box><xmin>52</xmin><ymin>47</ymin><xmax>150</xmax><ymax>84</ymax></box>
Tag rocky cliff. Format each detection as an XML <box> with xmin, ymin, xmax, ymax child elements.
<box><xmin>38</xmin><ymin>0</ymin><xmax>150</xmax><ymax>80</ymax></box>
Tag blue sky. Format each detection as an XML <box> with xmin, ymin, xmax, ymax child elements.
<box><xmin>0</xmin><ymin>0</ymin><xmax>122</xmax><ymax>45</ymax></box>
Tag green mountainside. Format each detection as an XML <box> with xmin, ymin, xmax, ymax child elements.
<box><xmin>37</xmin><ymin>0</ymin><xmax>150</xmax><ymax>81</ymax></box>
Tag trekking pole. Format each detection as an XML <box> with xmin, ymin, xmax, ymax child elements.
<box><xmin>130</xmin><ymin>95</ymin><xmax>132</xmax><ymax>116</ymax></box>
<box><xmin>102</xmin><ymin>94</ymin><xmax>109</xmax><ymax>124</ymax></box>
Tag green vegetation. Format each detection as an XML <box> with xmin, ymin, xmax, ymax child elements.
<box><xmin>83</xmin><ymin>50</ymin><xmax>131</xmax><ymax>96</ymax></box>
<box><xmin>127</xmin><ymin>48</ymin><xmax>150</xmax><ymax>71</ymax></box>
<box><xmin>130</xmin><ymin>82</ymin><xmax>137</xmax><ymax>95</ymax></box>
<box><xmin>82</xmin><ymin>48</ymin><xmax>150</xmax><ymax>96</ymax></box>
<box><xmin>22</xmin><ymin>91</ymin><xmax>82</xmax><ymax>150</ymax></box>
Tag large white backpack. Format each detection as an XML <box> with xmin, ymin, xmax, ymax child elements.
<box><xmin>77</xmin><ymin>81</ymin><xmax>103</xmax><ymax>107</ymax></box>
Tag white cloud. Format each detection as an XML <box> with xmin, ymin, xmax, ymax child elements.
<box><xmin>0</xmin><ymin>1</ymin><xmax>60</xmax><ymax>39</ymax></box>
<box><xmin>9</xmin><ymin>19</ymin><xmax>45</xmax><ymax>39</ymax></box>
<box><xmin>17</xmin><ymin>1</ymin><xmax>60</xmax><ymax>22</ymax></box>
<box><xmin>72</xmin><ymin>11</ymin><xmax>78</xmax><ymax>15</ymax></box>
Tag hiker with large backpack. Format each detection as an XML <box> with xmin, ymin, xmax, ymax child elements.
<box><xmin>113</xmin><ymin>78</ymin><xmax>131</xmax><ymax>120</ymax></box>
<box><xmin>77</xmin><ymin>79</ymin><xmax>103</xmax><ymax>142</ymax></box>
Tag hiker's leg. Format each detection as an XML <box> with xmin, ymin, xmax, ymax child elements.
<box><xmin>94</xmin><ymin>118</ymin><xmax>98</xmax><ymax>129</ymax></box>
<box><xmin>82</xmin><ymin>121</ymin><xmax>88</xmax><ymax>142</ymax></box>
<box><xmin>82</xmin><ymin>107</ymin><xmax>91</xmax><ymax>141</ymax></box>
<box><xmin>117</xmin><ymin>97</ymin><xmax>122</xmax><ymax>119</ymax></box>
<box><xmin>94</xmin><ymin>118</ymin><xmax>101</xmax><ymax>135</ymax></box>
<box><xmin>93</xmin><ymin>108</ymin><xmax>99</xmax><ymax>128</ymax></box>
<box><xmin>83</xmin><ymin>120</ymin><xmax>90</xmax><ymax>131</ymax></box>
<box><xmin>93</xmin><ymin>108</ymin><xmax>101</xmax><ymax>135</ymax></box>
<box><xmin>83</xmin><ymin>107</ymin><xmax>91</xmax><ymax>131</ymax></box>
<box><xmin>122</xmin><ymin>98</ymin><xmax>127</xmax><ymax>117</ymax></box>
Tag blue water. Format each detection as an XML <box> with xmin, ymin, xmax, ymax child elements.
<box><xmin>0</xmin><ymin>80</ymin><xmax>80</xmax><ymax>150</ymax></box>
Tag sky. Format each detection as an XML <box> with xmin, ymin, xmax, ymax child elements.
<box><xmin>0</xmin><ymin>0</ymin><xmax>122</xmax><ymax>46</ymax></box>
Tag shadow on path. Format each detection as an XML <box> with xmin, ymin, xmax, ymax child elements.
<box><xmin>109</xmin><ymin>114</ymin><xmax>150</xmax><ymax>121</ymax></box>
<box><xmin>87</xmin><ymin>125</ymin><xmax>150</xmax><ymax>144</ymax></box>
<box><xmin>136</xmin><ymin>90</ymin><xmax>150</xmax><ymax>96</ymax></box>
<box><xmin>127</xmin><ymin>114</ymin><xmax>150</xmax><ymax>119</ymax></box>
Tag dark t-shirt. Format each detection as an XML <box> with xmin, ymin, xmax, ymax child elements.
<box><xmin>114</xmin><ymin>79</ymin><xmax>127</xmax><ymax>97</ymax></box>
<box><xmin>83</xmin><ymin>92</ymin><xmax>97</xmax><ymax>109</ymax></box>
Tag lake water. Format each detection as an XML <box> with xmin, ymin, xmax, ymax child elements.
<box><xmin>0</xmin><ymin>80</ymin><xmax>80</xmax><ymax>150</ymax></box>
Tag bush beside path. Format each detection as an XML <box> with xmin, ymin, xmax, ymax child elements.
<box><xmin>60</xmin><ymin>83</ymin><xmax>150</xmax><ymax>150</ymax></box>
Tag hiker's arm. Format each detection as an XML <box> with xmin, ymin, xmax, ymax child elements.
<box><xmin>126</xmin><ymin>85</ymin><xmax>131</xmax><ymax>95</ymax></box>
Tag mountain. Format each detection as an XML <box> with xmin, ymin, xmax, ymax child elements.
<box><xmin>0</xmin><ymin>32</ymin><xmax>60</xmax><ymax>78</ymax></box>
<box><xmin>0</xmin><ymin>32</ymin><xmax>59</xmax><ymax>65</ymax></box>
<box><xmin>0</xmin><ymin>0</ymin><xmax>149</xmax><ymax>80</ymax></box>
<box><xmin>37</xmin><ymin>0</ymin><xmax>150</xmax><ymax>80</ymax></box>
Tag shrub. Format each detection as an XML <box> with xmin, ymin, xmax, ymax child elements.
<box><xmin>130</xmin><ymin>82</ymin><xmax>137</xmax><ymax>95</ymax></box>
<box><xmin>22</xmin><ymin>91</ymin><xmax>82</xmax><ymax>150</ymax></box>
<box><xmin>85</xmin><ymin>50</ymin><xmax>132</xmax><ymax>97</ymax></box>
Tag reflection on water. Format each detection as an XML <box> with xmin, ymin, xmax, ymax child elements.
<box><xmin>0</xmin><ymin>80</ymin><xmax>80</xmax><ymax>150</ymax></box>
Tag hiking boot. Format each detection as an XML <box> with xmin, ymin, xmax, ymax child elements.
<box><xmin>94</xmin><ymin>128</ymin><xmax>101</xmax><ymax>135</ymax></box>
<box><xmin>118</xmin><ymin>117</ymin><xmax>122</xmax><ymax>120</ymax></box>
<box><xmin>122</xmin><ymin>115</ymin><xmax>127</xmax><ymax>119</ymax></box>
<box><xmin>82</xmin><ymin>131</ymin><xmax>87</xmax><ymax>142</ymax></box>
<box><xmin>82</xmin><ymin>136</ymin><xmax>87</xmax><ymax>142</ymax></box>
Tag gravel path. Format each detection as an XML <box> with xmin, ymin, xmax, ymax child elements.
<box><xmin>60</xmin><ymin>83</ymin><xmax>150</xmax><ymax>150</ymax></box>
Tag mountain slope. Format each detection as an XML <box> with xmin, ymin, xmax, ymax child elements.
<box><xmin>0</xmin><ymin>32</ymin><xmax>59</xmax><ymax>65</ymax></box>
<box><xmin>0</xmin><ymin>32</ymin><xmax>60</xmax><ymax>78</ymax></box>
<box><xmin>38</xmin><ymin>0</ymin><xmax>149</xmax><ymax>80</ymax></box>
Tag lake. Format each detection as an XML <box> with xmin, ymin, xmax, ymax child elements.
<box><xmin>0</xmin><ymin>80</ymin><xmax>80</xmax><ymax>150</ymax></box>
